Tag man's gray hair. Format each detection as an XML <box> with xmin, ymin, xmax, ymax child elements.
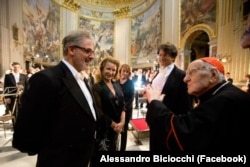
<box><xmin>62</xmin><ymin>29</ymin><xmax>95</xmax><ymax>56</ymax></box>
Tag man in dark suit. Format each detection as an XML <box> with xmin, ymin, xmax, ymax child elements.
<box><xmin>3</xmin><ymin>62</ymin><xmax>27</xmax><ymax>116</ymax></box>
<box><xmin>132</xmin><ymin>68</ymin><xmax>147</xmax><ymax>109</ymax></box>
<box><xmin>148</xmin><ymin>43</ymin><xmax>193</xmax><ymax>151</ymax></box>
<box><xmin>13</xmin><ymin>29</ymin><xmax>99</xmax><ymax>167</ymax></box>
<box><xmin>151</xmin><ymin>43</ymin><xmax>193</xmax><ymax>115</ymax></box>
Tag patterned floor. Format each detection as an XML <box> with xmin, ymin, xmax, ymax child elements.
<box><xmin>0</xmin><ymin>104</ymin><xmax>149</xmax><ymax>166</ymax></box>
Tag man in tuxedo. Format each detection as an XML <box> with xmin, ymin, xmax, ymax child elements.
<box><xmin>132</xmin><ymin>68</ymin><xmax>147</xmax><ymax>109</ymax></box>
<box><xmin>148</xmin><ymin>43</ymin><xmax>193</xmax><ymax>151</ymax></box>
<box><xmin>3</xmin><ymin>62</ymin><xmax>27</xmax><ymax>116</ymax></box>
<box><xmin>151</xmin><ymin>43</ymin><xmax>193</xmax><ymax>115</ymax></box>
<box><xmin>13</xmin><ymin>29</ymin><xmax>99</xmax><ymax>167</ymax></box>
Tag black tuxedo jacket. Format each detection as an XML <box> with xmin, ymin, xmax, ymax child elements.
<box><xmin>158</xmin><ymin>65</ymin><xmax>193</xmax><ymax>115</ymax></box>
<box><xmin>147</xmin><ymin>65</ymin><xmax>193</xmax><ymax>151</ymax></box>
<box><xmin>13</xmin><ymin>62</ymin><xmax>99</xmax><ymax>167</ymax></box>
<box><xmin>4</xmin><ymin>72</ymin><xmax>27</xmax><ymax>98</ymax></box>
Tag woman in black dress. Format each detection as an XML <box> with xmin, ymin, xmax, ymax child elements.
<box><xmin>92</xmin><ymin>56</ymin><xmax>126</xmax><ymax>151</ymax></box>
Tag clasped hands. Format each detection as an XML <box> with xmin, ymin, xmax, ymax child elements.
<box><xmin>113</xmin><ymin>122</ymin><xmax>124</xmax><ymax>134</ymax></box>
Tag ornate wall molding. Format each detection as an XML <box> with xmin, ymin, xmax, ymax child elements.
<box><xmin>63</xmin><ymin>0</ymin><xmax>81</xmax><ymax>11</ymax></box>
<box><xmin>52</xmin><ymin>0</ymin><xmax>157</xmax><ymax>20</ymax></box>
<box><xmin>180</xmin><ymin>24</ymin><xmax>215</xmax><ymax>49</ymax></box>
<box><xmin>113</xmin><ymin>6</ymin><xmax>131</xmax><ymax>18</ymax></box>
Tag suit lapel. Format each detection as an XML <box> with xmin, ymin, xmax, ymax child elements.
<box><xmin>152</xmin><ymin>71</ymin><xmax>159</xmax><ymax>81</ymax></box>
<box><xmin>162</xmin><ymin>66</ymin><xmax>176</xmax><ymax>91</ymax></box>
<box><xmin>10</xmin><ymin>73</ymin><xmax>16</xmax><ymax>84</ymax></box>
<box><xmin>83</xmin><ymin>78</ymin><xmax>99</xmax><ymax>120</ymax></box>
<box><xmin>62</xmin><ymin>67</ymin><xmax>96</xmax><ymax>121</ymax></box>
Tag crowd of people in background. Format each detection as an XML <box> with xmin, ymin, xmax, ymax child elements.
<box><xmin>0</xmin><ymin>28</ymin><xmax>249</xmax><ymax>166</ymax></box>
<box><xmin>0</xmin><ymin>63</ymin><xmax>43</xmax><ymax>117</ymax></box>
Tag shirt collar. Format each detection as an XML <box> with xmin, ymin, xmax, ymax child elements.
<box><xmin>159</xmin><ymin>63</ymin><xmax>174</xmax><ymax>74</ymax></box>
<box><xmin>62</xmin><ymin>59</ymin><xmax>80</xmax><ymax>79</ymax></box>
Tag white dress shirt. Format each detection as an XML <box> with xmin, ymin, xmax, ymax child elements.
<box><xmin>151</xmin><ymin>64</ymin><xmax>174</xmax><ymax>91</ymax></box>
<box><xmin>12</xmin><ymin>72</ymin><xmax>20</xmax><ymax>83</ymax></box>
<box><xmin>62</xmin><ymin>59</ymin><xmax>97</xmax><ymax>120</ymax></box>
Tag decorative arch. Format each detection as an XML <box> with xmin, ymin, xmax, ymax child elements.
<box><xmin>180</xmin><ymin>24</ymin><xmax>216</xmax><ymax>48</ymax></box>
<box><xmin>180</xmin><ymin>24</ymin><xmax>216</xmax><ymax>70</ymax></box>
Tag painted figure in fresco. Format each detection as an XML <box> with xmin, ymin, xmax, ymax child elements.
<box><xmin>241</xmin><ymin>13</ymin><xmax>250</xmax><ymax>49</ymax></box>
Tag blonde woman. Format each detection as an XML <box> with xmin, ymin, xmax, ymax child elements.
<box><xmin>92</xmin><ymin>56</ymin><xmax>126</xmax><ymax>151</ymax></box>
<box><xmin>117</xmin><ymin>64</ymin><xmax>135</xmax><ymax>151</ymax></box>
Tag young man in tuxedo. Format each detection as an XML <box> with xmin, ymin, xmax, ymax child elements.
<box><xmin>147</xmin><ymin>43</ymin><xmax>193</xmax><ymax>151</ymax></box>
<box><xmin>3</xmin><ymin>62</ymin><xmax>26</xmax><ymax>116</ymax></box>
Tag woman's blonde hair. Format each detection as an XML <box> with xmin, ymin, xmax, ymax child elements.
<box><xmin>95</xmin><ymin>56</ymin><xmax>120</xmax><ymax>83</ymax></box>
<box><xmin>118</xmin><ymin>64</ymin><xmax>132</xmax><ymax>78</ymax></box>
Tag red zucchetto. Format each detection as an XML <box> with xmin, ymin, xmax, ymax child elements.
<box><xmin>200</xmin><ymin>57</ymin><xmax>225</xmax><ymax>75</ymax></box>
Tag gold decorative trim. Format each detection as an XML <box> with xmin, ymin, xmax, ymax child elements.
<box><xmin>54</xmin><ymin>0</ymin><xmax>156</xmax><ymax>20</ymax></box>
<box><xmin>52</xmin><ymin>0</ymin><xmax>80</xmax><ymax>13</ymax></box>
<box><xmin>81</xmin><ymin>0</ymin><xmax>137</xmax><ymax>6</ymax></box>
<box><xmin>113</xmin><ymin>6</ymin><xmax>131</xmax><ymax>18</ymax></box>
<box><xmin>63</xmin><ymin>0</ymin><xmax>81</xmax><ymax>11</ymax></box>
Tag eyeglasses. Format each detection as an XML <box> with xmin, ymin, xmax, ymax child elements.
<box><xmin>73</xmin><ymin>45</ymin><xmax>94</xmax><ymax>55</ymax></box>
